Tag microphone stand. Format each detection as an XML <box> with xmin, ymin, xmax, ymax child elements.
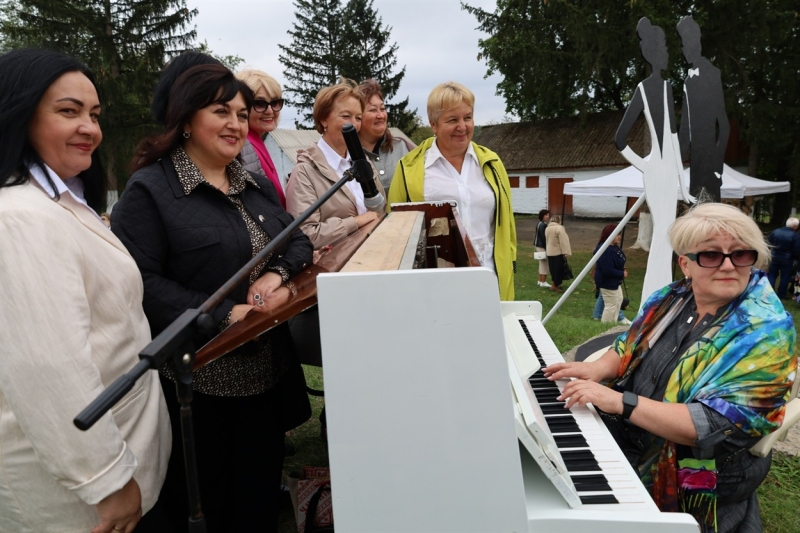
<box><xmin>75</xmin><ymin>149</ymin><xmax>366</xmax><ymax>532</ymax></box>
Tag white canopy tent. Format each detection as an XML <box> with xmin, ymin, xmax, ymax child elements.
<box><xmin>564</xmin><ymin>164</ymin><xmax>789</xmax><ymax>199</ymax></box>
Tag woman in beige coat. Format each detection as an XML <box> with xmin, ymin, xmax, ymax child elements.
<box><xmin>0</xmin><ymin>49</ymin><xmax>169</xmax><ymax>533</ymax></box>
<box><xmin>286</xmin><ymin>78</ymin><xmax>386</xmax><ymax>248</ymax></box>
<box><xmin>545</xmin><ymin>214</ymin><xmax>572</xmax><ymax>292</ymax></box>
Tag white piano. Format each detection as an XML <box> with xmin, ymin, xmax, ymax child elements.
<box><xmin>317</xmin><ymin>267</ymin><xmax>699</xmax><ymax>532</ymax></box>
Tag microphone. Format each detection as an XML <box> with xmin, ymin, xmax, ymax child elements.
<box><xmin>342</xmin><ymin>123</ymin><xmax>385</xmax><ymax>212</ymax></box>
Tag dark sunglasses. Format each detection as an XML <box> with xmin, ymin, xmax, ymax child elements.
<box><xmin>684</xmin><ymin>250</ymin><xmax>758</xmax><ymax>268</ymax></box>
<box><xmin>252</xmin><ymin>98</ymin><xmax>284</xmax><ymax>113</ymax></box>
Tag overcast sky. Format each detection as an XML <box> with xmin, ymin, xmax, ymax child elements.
<box><xmin>191</xmin><ymin>0</ymin><xmax>511</xmax><ymax>128</ymax></box>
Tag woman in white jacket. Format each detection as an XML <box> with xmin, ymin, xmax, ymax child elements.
<box><xmin>0</xmin><ymin>49</ymin><xmax>170</xmax><ymax>533</ymax></box>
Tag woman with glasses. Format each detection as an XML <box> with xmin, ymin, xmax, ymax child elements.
<box><xmin>285</xmin><ymin>78</ymin><xmax>385</xmax><ymax>248</ymax></box>
<box><xmin>545</xmin><ymin>203</ymin><xmax>796</xmax><ymax>533</ymax></box>
<box><xmin>237</xmin><ymin>69</ymin><xmax>287</xmax><ymax>207</ymax></box>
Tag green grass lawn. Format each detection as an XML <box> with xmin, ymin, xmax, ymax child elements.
<box><xmin>279</xmin><ymin>219</ymin><xmax>800</xmax><ymax>532</ymax></box>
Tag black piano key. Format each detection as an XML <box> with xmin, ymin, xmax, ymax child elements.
<box><xmin>562</xmin><ymin>452</ymin><xmax>602</xmax><ymax>472</ymax></box>
<box><xmin>561</xmin><ymin>450</ymin><xmax>596</xmax><ymax>462</ymax></box>
<box><xmin>548</xmin><ymin>423</ymin><xmax>581</xmax><ymax>434</ymax></box>
<box><xmin>539</xmin><ymin>403</ymin><xmax>568</xmax><ymax>414</ymax></box>
<box><xmin>571</xmin><ymin>475</ymin><xmax>612</xmax><ymax>492</ymax></box>
<box><xmin>580</xmin><ymin>494</ymin><xmax>619</xmax><ymax>505</ymax></box>
<box><xmin>545</xmin><ymin>419</ymin><xmax>581</xmax><ymax>432</ymax></box>
<box><xmin>533</xmin><ymin>389</ymin><xmax>561</xmax><ymax>398</ymax></box>
<box><xmin>543</xmin><ymin>411</ymin><xmax>573</xmax><ymax>418</ymax></box>
<box><xmin>528</xmin><ymin>381</ymin><xmax>559</xmax><ymax>390</ymax></box>
<box><xmin>554</xmin><ymin>435</ymin><xmax>588</xmax><ymax>448</ymax></box>
<box><xmin>563</xmin><ymin>459</ymin><xmax>601</xmax><ymax>472</ymax></box>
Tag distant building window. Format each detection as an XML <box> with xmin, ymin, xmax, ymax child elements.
<box><xmin>509</xmin><ymin>176</ymin><xmax>520</xmax><ymax>188</ymax></box>
<box><xmin>527</xmin><ymin>176</ymin><xmax>540</xmax><ymax>188</ymax></box>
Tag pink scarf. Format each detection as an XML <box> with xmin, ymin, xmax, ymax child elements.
<box><xmin>247</xmin><ymin>129</ymin><xmax>286</xmax><ymax>208</ymax></box>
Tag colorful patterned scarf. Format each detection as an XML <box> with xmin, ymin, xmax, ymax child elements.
<box><xmin>611</xmin><ymin>270</ymin><xmax>796</xmax><ymax>531</ymax></box>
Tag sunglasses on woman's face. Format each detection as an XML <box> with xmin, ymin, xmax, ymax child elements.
<box><xmin>684</xmin><ymin>250</ymin><xmax>758</xmax><ymax>268</ymax></box>
<box><xmin>252</xmin><ymin>98</ymin><xmax>284</xmax><ymax>113</ymax></box>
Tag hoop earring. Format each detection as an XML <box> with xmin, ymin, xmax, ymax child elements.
<box><xmin>183</xmin><ymin>132</ymin><xmax>191</xmax><ymax>139</ymax></box>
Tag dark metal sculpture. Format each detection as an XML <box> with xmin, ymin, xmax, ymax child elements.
<box><xmin>677</xmin><ymin>15</ymin><xmax>730</xmax><ymax>203</ymax></box>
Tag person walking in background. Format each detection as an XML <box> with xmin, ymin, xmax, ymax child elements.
<box><xmin>768</xmin><ymin>217</ymin><xmax>800</xmax><ymax>299</ymax></box>
<box><xmin>593</xmin><ymin>224</ymin><xmax>630</xmax><ymax>324</ymax></box>
<box><xmin>357</xmin><ymin>79</ymin><xmax>414</xmax><ymax>195</ymax></box>
<box><xmin>535</xmin><ymin>209</ymin><xmax>550</xmax><ymax>288</ymax></box>
<box><xmin>237</xmin><ymin>69</ymin><xmax>287</xmax><ymax>208</ymax></box>
<box><xmin>544</xmin><ymin>214</ymin><xmax>570</xmax><ymax>293</ymax></box>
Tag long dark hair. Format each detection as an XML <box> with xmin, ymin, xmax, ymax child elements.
<box><xmin>151</xmin><ymin>51</ymin><xmax>222</xmax><ymax>125</ymax></box>
<box><xmin>0</xmin><ymin>48</ymin><xmax>107</xmax><ymax>210</ymax></box>
<box><xmin>133</xmin><ymin>64</ymin><xmax>254</xmax><ymax>173</ymax></box>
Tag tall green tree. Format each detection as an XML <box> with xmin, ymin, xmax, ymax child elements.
<box><xmin>279</xmin><ymin>0</ymin><xmax>345</xmax><ymax>129</ymax></box>
<box><xmin>0</xmin><ymin>0</ymin><xmax>197</xmax><ymax>197</ymax></box>
<box><xmin>279</xmin><ymin>0</ymin><xmax>415</xmax><ymax>134</ymax></box>
<box><xmin>462</xmin><ymin>0</ymin><xmax>800</xmax><ymax>209</ymax></box>
<box><xmin>340</xmin><ymin>0</ymin><xmax>415</xmax><ymax>134</ymax></box>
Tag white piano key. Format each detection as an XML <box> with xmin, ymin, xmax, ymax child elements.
<box><xmin>514</xmin><ymin>315</ymin><xmax>659</xmax><ymax>513</ymax></box>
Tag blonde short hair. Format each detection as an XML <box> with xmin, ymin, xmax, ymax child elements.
<box><xmin>236</xmin><ymin>69</ymin><xmax>282</xmax><ymax>100</ymax></box>
<box><xmin>669</xmin><ymin>202</ymin><xmax>770</xmax><ymax>270</ymax></box>
<box><xmin>427</xmin><ymin>81</ymin><xmax>475</xmax><ymax>125</ymax></box>
<box><xmin>549</xmin><ymin>214</ymin><xmax>562</xmax><ymax>224</ymax></box>
<box><xmin>312</xmin><ymin>77</ymin><xmax>365</xmax><ymax>134</ymax></box>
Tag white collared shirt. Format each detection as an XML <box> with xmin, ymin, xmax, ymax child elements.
<box><xmin>423</xmin><ymin>140</ymin><xmax>495</xmax><ymax>271</ymax></box>
<box><xmin>28</xmin><ymin>163</ymin><xmax>104</xmax><ymax>223</ymax></box>
<box><xmin>317</xmin><ymin>137</ymin><xmax>366</xmax><ymax>215</ymax></box>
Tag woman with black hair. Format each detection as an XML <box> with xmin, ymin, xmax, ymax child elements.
<box><xmin>0</xmin><ymin>49</ymin><xmax>170</xmax><ymax>533</ymax></box>
<box><xmin>112</xmin><ymin>63</ymin><xmax>312</xmax><ymax>533</ymax></box>
<box><xmin>151</xmin><ymin>51</ymin><xmax>221</xmax><ymax>125</ymax></box>
<box><xmin>534</xmin><ymin>209</ymin><xmax>550</xmax><ymax>287</ymax></box>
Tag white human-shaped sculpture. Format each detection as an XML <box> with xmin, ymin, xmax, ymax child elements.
<box><xmin>615</xmin><ymin>17</ymin><xmax>694</xmax><ymax>305</ymax></box>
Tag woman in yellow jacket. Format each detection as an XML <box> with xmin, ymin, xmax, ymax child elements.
<box><xmin>388</xmin><ymin>82</ymin><xmax>516</xmax><ymax>300</ymax></box>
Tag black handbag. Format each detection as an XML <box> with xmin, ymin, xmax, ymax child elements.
<box><xmin>563</xmin><ymin>258</ymin><xmax>574</xmax><ymax>281</ymax></box>
<box><xmin>621</xmin><ymin>279</ymin><xmax>631</xmax><ymax>310</ymax></box>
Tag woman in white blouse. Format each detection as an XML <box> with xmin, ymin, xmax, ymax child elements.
<box><xmin>285</xmin><ymin>78</ymin><xmax>386</xmax><ymax>248</ymax></box>
<box><xmin>388</xmin><ymin>81</ymin><xmax>516</xmax><ymax>300</ymax></box>
<box><xmin>0</xmin><ymin>48</ymin><xmax>169</xmax><ymax>533</ymax></box>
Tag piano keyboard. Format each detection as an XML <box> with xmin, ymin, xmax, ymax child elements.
<box><xmin>506</xmin><ymin>315</ymin><xmax>656</xmax><ymax>510</ymax></box>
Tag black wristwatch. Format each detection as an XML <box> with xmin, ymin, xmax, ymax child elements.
<box><xmin>622</xmin><ymin>391</ymin><xmax>638</xmax><ymax>420</ymax></box>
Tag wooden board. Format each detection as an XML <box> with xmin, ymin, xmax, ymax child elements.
<box><xmin>341</xmin><ymin>211</ymin><xmax>425</xmax><ymax>272</ymax></box>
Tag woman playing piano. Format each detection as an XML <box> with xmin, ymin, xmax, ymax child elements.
<box><xmin>545</xmin><ymin>203</ymin><xmax>796</xmax><ymax>533</ymax></box>
<box><xmin>387</xmin><ymin>81</ymin><xmax>516</xmax><ymax>300</ymax></box>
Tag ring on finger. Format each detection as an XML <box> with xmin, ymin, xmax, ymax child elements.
<box><xmin>113</xmin><ymin>527</ymin><xmax>123</xmax><ymax>532</ymax></box>
<box><xmin>257</xmin><ymin>300</ymin><xmax>264</xmax><ymax>307</ymax></box>
<box><xmin>253</xmin><ymin>293</ymin><xmax>261</xmax><ymax>301</ymax></box>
